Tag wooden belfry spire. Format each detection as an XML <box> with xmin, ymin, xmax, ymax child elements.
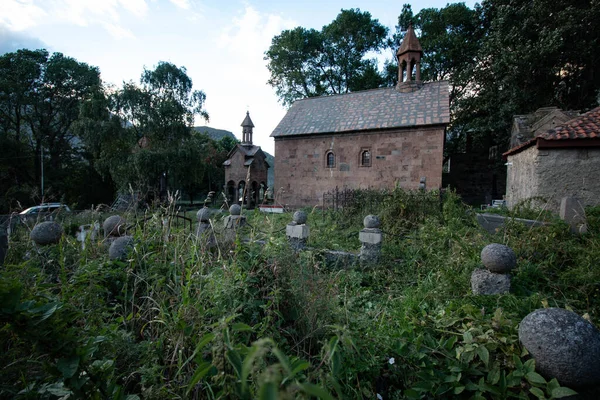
<box><xmin>241</xmin><ymin>111</ymin><xmax>255</xmax><ymax>145</ymax></box>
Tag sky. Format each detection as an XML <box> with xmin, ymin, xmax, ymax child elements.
<box><xmin>0</xmin><ymin>0</ymin><xmax>475</xmax><ymax>155</ymax></box>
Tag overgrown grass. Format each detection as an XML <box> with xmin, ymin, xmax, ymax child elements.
<box><xmin>1</xmin><ymin>190</ymin><xmax>599</xmax><ymax>399</ymax></box>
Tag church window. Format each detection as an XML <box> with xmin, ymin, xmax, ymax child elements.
<box><xmin>326</xmin><ymin>151</ymin><xmax>335</xmax><ymax>168</ymax></box>
<box><xmin>360</xmin><ymin>149</ymin><xmax>371</xmax><ymax>167</ymax></box>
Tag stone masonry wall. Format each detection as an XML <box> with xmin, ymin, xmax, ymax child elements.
<box><xmin>224</xmin><ymin>148</ymin><xmax>268</xmax><ymax>187</ymax></box>
<box><xmin>506</xmin><ymin>146</ymin><xmax>600</xmax><ymax>212</ymax></box>
<box><xmin>273</xmin><ymin>126</ymin><xmax>445</xmax><ymax>207</ymax></box>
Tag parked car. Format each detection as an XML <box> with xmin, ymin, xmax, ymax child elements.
<box><xmin>19</xmin><ymin>203</ymin><xmax>71</xmax><ymax>223</ymax></box>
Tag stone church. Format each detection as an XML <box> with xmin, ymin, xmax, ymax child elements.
<box><xmin>270</xmin><ymin>25</ymin><xmax>450</xmax><ymax>207</ymax></box>
<box><xmin>223</xmin><ymin>112</ymin><xmax>269</xmax><ymax>207</ymax></box>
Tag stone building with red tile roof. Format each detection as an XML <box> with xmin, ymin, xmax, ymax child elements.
<box><xmin>270</xmin><ymin>26</ymin><xmax>450</xmax><ymax>207</ymax></box>
<box><xmin>503</xmin><ymin>106</ymin><xmax>600</xmax><ymax>212</ymax></box>
<box><xmin>223</xmin><ymin>112</ymin><xmax>269</xmax><ymax>207</ymax></box>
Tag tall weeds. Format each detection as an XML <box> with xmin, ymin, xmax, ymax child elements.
<box><xmin>1</xmin><ymin>189</ymin><xmax>599</xmax><ymax>399</ymax></box>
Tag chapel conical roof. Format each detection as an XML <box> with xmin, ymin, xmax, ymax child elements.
<box><xmin>241</xmin><ymin>111</ymin><xmax>255</xmax><ymax>128</ymax></box>
<box><xmin>396</xmin><ymin>24</ymin><xmax>423</xmax><ymax>57</ymax></box>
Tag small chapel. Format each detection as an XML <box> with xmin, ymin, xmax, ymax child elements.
<box><xmin>270</xmin><ymin>25</ymin><xmax>450</xmax><ymax>207</ymax></box>
<box><xmin>223</xmin><ymin>112</ymin><xmax>269</xmax><ymax>208</ymax></box>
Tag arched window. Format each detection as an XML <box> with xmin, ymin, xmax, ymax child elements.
<box><xmin>326</xmin><ymin>151</ymin><xmax>335</xmax><ymax>168</ymax></box>
<box><xmin>361</xmin><ymin>149</ymin><xmax>371</xmax><ymax>167</ymax></box>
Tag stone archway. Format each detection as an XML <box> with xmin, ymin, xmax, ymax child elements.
<box><xmin>251</xmin><ymin>181</ymin><xmax>259</xmax><ymax>208</ymax></box>
<box><xmin>259</xmin><ymin>182</ymin><xmax>266</xmax><ymax>205</ymax></box>
<box><xmin>237</xmin><ymin>181</ymin><xmax>246</xmax><ymax>204</ymax></box>
<box><xmin>226</xmin><ymin>180</ymin><xmax>236</xmax><ymax>204</ymax></box>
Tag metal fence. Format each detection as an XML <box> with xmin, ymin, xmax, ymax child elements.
<box><xmin>322</xmin><ymin>186</ymin><xmax>388</xmax><ymax>212</ymax></box>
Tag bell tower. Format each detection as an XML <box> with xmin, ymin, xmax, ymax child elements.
<box><xmin>241</xmin><ymin>111</ymin><xmax>255</xmax><ymax>145</ymax></box>
<box><xmin>396</xmin><ymin>24</ymin><xmax>423</xmax><ymax>90</ymax></box>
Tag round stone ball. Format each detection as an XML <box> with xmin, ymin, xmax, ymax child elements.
<box><xmin>363</xmin><ymin>215</ymin><xmax>380</xmax><ymax>229</ymax></box>
<box><xmin>229</xmin><ymin>204</ymin><xmax>241</xmax><ymax>216</ymax></box>
<box><xmin>481</xmin><ymin>243</ymin><xmax>516</xmax><ymax>273</ymax></box>
<box><xmin>293</xmin><ymin>210</ymin><xmax>308</xmax><ymax>225</ymax></box>
<box><xmin>103</xmin><ymin>215</ymin><xmax>126</xmax><ymax>237</ymax></box>
<box><xmin>30</xmin><ymin>221</ymin><xmax>63</xmax><ymax>246</ymax></box>
<box><xmin>519</xmin><ymin>308</ymin><xmax>600</xmax><ymax>388</ymax></box>
<box><xmin>108</xmin><ymin>235</ymin><xmax>134</xmax><ymax>261</ymax></box>
<box><xmin>197</xmin><ymin>207</ymin><xmax>211</xmax><ymax>222</ymax></box>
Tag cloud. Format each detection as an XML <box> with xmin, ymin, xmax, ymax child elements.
<box><xmin>0</xmin><ymin>0</ymin><xmax>47</xmax><ymax>31</ymax></box>
<box><xmin>169</xmin><ymin>0</ymin><xmax>190</xmax><ymax>10</ymax></box>
<box><xmin>0</xmin><ymin>1</ymin><xmax>150</xmax><ymax>39</ymax></box>
<box><xmin>0</xmin><ymin>25</ymin><xmax>47</xmax><ymax>54</ymax></box>
<box><xmin>117</xmin><ymin>0</ymin><xmax>148</xmax><ymax>18</ymax></box>
<box><xmin>54</xmin><ymin>0</ymin><xmax>148</xmax><ymax>31</ymax></box>
<box><xmin>103</xmin><ymin>22</ymin><xmax>136</xmax><ymax>40</ymax></box>
<box><xmin>218</xmin><ymin>5</ymin><xmax>295</xmax><ymax>60</ymax></box>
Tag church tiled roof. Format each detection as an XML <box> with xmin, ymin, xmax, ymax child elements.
<box><xmin>504</xmin><ymin>106</ymin><xmax>600</xmax><ymax>157</ymax></box>
<box><xmin>539</xmin><ymin>106</ymin><xmax>600</xmax><ymax>141</ymax></box>
<box><xmin>222</xmin><ymin>144</ymin><xmax>266</xmax><ymax>166</ymax></box>
<box><xmin>270</xmin><ymin>81</ymin><xmax>450</xmax><ymax>138</ymax></box>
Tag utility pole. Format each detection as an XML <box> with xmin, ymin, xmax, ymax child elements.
<box><xmin>40</xmin><ymin>146</ymin><xmax>44</xmax><ymax>200</ymax></box>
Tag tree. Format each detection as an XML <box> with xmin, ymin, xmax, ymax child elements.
<box><xmin>465</xmin><ymin>0</ymin><xmax>600</xmax><ymax>150</ymax></box>
<box><xmin>265</xmin><ymin>9</ymin><xmax>388</xmax><ymax>106</ymax></box>
<box><xmin>0</xmin><ymin>49</ymin><xmax>103</xmax><ymax>210</ymax></box>
<box><xmin>107</xmin><ymin>62</ymin><xmax>210</xmax><ymax>199</ymax></box>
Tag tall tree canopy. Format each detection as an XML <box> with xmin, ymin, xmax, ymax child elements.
<box><xmin>95</xmin><ymin>61</ymin><xmax>211</xmax><ymax>200</ymax></box>
<box><xmin>265</xmin><ymin>8</ymin><xmax>388</xmax><ymax>106</ymax></box>
<box><xmin>0</xmin><ymin>49</ymin><xmax>106</xmax><ymax>209</ymax></box>
<box><xmin>463</xmin><ymin>0</ymin><xmax>600</xmax><ymax>150</ymax></box>
<box><xmin>394</xmin><ymin>0</ymin><xmax>600</xmax><ymax>153</ymax></box>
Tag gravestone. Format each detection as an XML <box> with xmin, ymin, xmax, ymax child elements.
<box><xmin>480</xmin><ymin>243</ymin><xmax>516</xmax><ymax>273</ymax></box>
<box><xmin>471</xmin><ymin>269</ymin><xmax>511</xmax><ymax>295</ymax></box>
<box><xmin>30</xmin><ymin>221</ymin><xmax>63</xmax><ymax>246</ymax></box>
<box><xmin>76</xmin><ymin>222</ymin><xmax>100</xmax><ymax>250</ymax></box>
<box><xmin>196</xmin><ymin>207</ymin><xmax>216</xmax><ymax>247</ymax></box>
<box><xmin>286</xmin><ymin>210</ymin><xmax>309</xmax><ymax>251</ymax></box>
<box><xmin>519</xmin><ymin>308</ymin><xmax>600</xmax><ymax>388</ymax></box>
<box><xmin>560</xmin><ymin>197</ymin><xmax>587</xmax><ymax>234</ymax></box>
<box><xmin>103</xmin><ymin>215</ymin><xmax>127</xmax><ymax>237</ymax></box>
<box><xmin>223</xmin><ymin>204</ymin><xmax>246</xmax><ymax>243</ymax></box>
<box><xmin>109</xmin><ymin>235</ymin><xmax>134</xmax><ymax>260</ymax></box>
<box><xmin>471</xmin><ymin>243</ymin><xmax>516</xmax><ymax>295</ymax></box>
<box><xmin>359</xmin><ymin>215</ymin><xmax>382</xmax><ymax>265</ymax></box>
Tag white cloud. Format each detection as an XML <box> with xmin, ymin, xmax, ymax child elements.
<box><xmin>169</xmin><ymin>0</ymin><xmax>190</xmax><ymax>10</ymax></box>
<box><xmin>117</xmin><ymin>0</ymin><xmax>148</xmax><ymax>18</ymax></box>
<box><xmin>218</xmin><ymin>5</ymin><xmax>294</xmax><ymax>61</ymax></box>
<box><xmin>103</xmin><ymin>22</ymin><xmax>135</xmax><ymax>40</ymax></box>
<box><xmin>0</xmin><ymin>0</ymin><xmax>150</xmax><ymax>38</ymax></box>
<box><xmin>0</xmin><ymin>0</ymin><xmax>47</xmax><ymax>31</ymax></box>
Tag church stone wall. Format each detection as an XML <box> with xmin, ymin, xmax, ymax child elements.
<box><xmin>506</xmin><ymin>146</ymin><xmax>600</xmax><ymax>212</ymax></box>
<box><xmin>224</xmin><ymin>151</ymin><xmax>268</xmax><ymax>186</ymax></box>
<box><xmin>273</xmin><ymin>126</ymin><xmax>445</xmax><ymax>207</ymax></box>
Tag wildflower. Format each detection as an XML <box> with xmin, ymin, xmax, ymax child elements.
<box><xmin>388</xmin><ymin>357</ymin><xmax>395</xmax><ymax>365</ymax></box>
